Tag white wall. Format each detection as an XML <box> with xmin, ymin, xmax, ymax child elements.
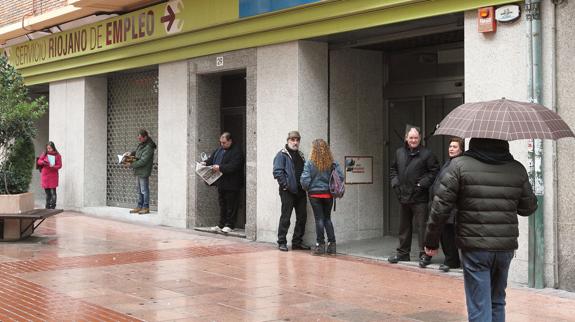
<box><xmin>158</xmin><ymin>60</ymin><xmax>189</xmax><ymax>228</ymax></box>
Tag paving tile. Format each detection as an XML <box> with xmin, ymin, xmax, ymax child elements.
<box><xmin>0</xmin><ymin>213</ymin><xmax>573</xmax><ymax>322</ymax></box>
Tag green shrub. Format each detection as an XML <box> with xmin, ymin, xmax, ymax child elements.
<box><xmin>0</xmin><ymin>137</ymin><xmax>35</xmax><ymax>194</ymax></box>
<box><xmin>0</xmin><ymin>55</ymin><xmax>47</xmax><ymax>194</ymax></box>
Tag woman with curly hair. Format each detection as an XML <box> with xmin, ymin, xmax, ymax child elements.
<box><xmin>301</xmin><ymin>139</ymin><xmax>344</xmax><ymax>255</ymax></box>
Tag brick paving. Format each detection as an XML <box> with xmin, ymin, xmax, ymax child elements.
<box><xmin>0</xmin><ymin>212</ymin><xmax>574</xmax><ymax>321</ymax></box>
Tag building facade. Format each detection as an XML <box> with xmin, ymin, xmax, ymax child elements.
<box><xmin>2</xmin><ymin>0</ymin><xmax>574</xmax><ymax>291</ymax></box>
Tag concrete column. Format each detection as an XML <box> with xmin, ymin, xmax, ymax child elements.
<box><xmin>556</xmin><ymin>0</ymin><xmax>575</xmax><ymax>292</ymax></box>
<box><xmin>48</xmin><ymin>76</ymin><xmax>107</xmax><ymax>210</ymax></box>
<box><xmin>465</xmin><ymin>10</ymin><xmax>528</xmax><ymax>284</ymax></box>
<box><xmin>464</xmin><ymin>7</ymin><xmax>559</xmax><ymax>286</ymax></box>
<box><xmin>329</xmin><ymin>48</ymin><xmax>383</xmax><ymax>242</ymax></box>
<box><xmin>256</xmin><ymin>40</ymin><xmax>328</xmax><ymax>244</ymax></box>
<box><xmin>158</xmin><ymin>61</ymin><xmax>190</xmax><ymax>228</ymax></box>
<box><xmin>32</xmin><ymin>111</ymin><xmax>49</xmax><ymax>206</ymax></box>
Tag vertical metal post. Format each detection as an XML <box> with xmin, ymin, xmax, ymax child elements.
<box><xmin>526</xmin><ymin>0</ymin><xmax>545</xmax><ymax>289</ymax></box>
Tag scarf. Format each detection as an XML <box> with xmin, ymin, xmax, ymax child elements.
<box><xmin>463</xmin><ymin>138</ymin><xmax>514</xmax><ymax>164</ymax></box>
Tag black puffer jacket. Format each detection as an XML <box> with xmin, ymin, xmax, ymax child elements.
<box><xmin>425</xmin><ymin>139</ymin><xmax>538</xmax><ymax>251</ymax></box>
<box><xmin>390</xmin><ymin>144</ymin><xmax>439</xmax><ymax>204</ymax></box>
<box><xmin>429</xmin><ymin>158</ymin><xmax>458</xmax><ymax>224</ymax></box>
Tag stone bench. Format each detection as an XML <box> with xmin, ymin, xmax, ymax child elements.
<box><xmin>0</xmin><ymin>209</ymin><xmax>63</xmax><ymax>241</ymax></box>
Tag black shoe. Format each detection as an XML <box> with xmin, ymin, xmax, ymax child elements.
<box><xmin>326</xmin><ymin>242</ymin><xmax>336</xmax><ymax>255</ymax></box>
<box><xmin>278</xmin><ymin>244</ymin><xmax>288</xmax><ymax>252</ymax></box>
<box><xmin>388</xmin><ymin>254</ymin><xmax>410</xmax><ymax>264</ymax></box>
<box><xmin>419</xmin><ymin>255</ymin><xmax>432</xmax><ymax>268</ymax></box>
<box><xmin>311</xmin><ymin>244</ymin><xmax>325</xmax><ymax>256</ymax></box>
<box><xmin>439</xmin><ymin>264</ymin><xmax>450</xmax><ymax>272</ymax></box>
<box><xmin>292</xmin><ymin>244</ymin><xmax>311</xmax><ymax>250</ymax></box>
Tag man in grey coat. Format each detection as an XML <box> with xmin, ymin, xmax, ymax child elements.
<box><xmin>424</xmin><ymin>138</ymin><xmax>537</xmax><ymax>322</ymax></box>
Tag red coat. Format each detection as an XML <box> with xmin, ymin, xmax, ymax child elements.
<box><xmin>37</xmin><ymin>152</ymin><xmax>62</xmax><ymax>189</ymax></box>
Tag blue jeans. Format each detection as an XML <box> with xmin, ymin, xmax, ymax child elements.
<box><xmin>461</xmin><ymin>250</ymin><xmax>514</xmax><ymax>322</ymax></box>
<box><xmin>309</xmin><ymin>197</ymin><xmax>335</xmax><ymax>244</ymax></box>
<box><xmin>137</xmin><ymin>176</ymin><xmax>150</xmax><ymax>208</ymax></box>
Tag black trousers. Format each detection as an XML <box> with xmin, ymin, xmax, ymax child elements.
<box><xmin>277</xmin><ymin>189</ymin><xmax>307</xmax><ymax>246</ymax></box>
<box><xmin>440</xmin><ymin>223</ymin><xmax>461</xmax><ymax>268</ymax></box>
<box><xmin>45</xmin><ymin>188</ymin><xmax>57</xmax><ymax>209</ymax></box>
<box><xmin>397</xmin><ymin>202</ymin><xmax>428</xmax><ymax>257</ymax></box>
<box><xmin>309</xmin><ymin>197</ymin><xmax>335</xmax><ymax>244</ymax></box>
<box><xmin>218</xmin><ymin>189</ymin><xmax>240</xmax><ymax>229</ymax></box>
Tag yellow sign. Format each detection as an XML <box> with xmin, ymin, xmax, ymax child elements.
<box><xmin>4</xmin><ymin>0</ymin><xmax>237</xmax><ymax>69</ymax></box>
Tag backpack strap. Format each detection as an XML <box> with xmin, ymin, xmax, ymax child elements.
<box><xmin>331</xmin><ymin>163</ymin><xmax>337</xmax><ymax>211</ymax></box>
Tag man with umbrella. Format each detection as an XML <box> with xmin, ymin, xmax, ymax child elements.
<box><xmin>424</xmin><ymin>98</ymin><xmax>574</xmax><ymax>322</ymax></box>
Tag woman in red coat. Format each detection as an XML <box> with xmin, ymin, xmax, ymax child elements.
<box><xmin>37</xmin><ymin>141</ymin><xmax>62</xmax><ymax>209</ymax></box>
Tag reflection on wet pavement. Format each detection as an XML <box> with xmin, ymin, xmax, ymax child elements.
<box><xmin>0</xmin><ymin>212</ymin><xmax>574</xmax><ymax>321</ymax></box>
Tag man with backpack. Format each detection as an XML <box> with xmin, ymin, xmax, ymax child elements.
<box><xmin>273</xmin><ymin>131</ymin><xmax>311</xmax><ymax>252</ymax></box>
<box><xmin>389</xmin><ymin>127</ymin><xmax>439</xmax><ymax>267</ymax></box>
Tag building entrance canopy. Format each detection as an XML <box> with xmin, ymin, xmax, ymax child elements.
<box><xmin>3</xmin><ymin>0</ymin><xmax>516</xmax><ymax>85</ymax></box>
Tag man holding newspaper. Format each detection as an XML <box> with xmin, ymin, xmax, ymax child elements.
<box><xmin>203</xmin><ymin>132</ymin><xmax>244</xmax><ymax>233</ymax></box>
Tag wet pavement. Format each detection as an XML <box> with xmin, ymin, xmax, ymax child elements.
<box><xmin>1</xmin><ymin>212</ymin><xmax>574</xmax><ymax>322</ymax></box>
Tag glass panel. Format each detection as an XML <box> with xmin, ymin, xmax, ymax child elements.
<box><xmin>425</xmin><ymin>95</ymin><xmax>463</xmax><ymax>165</ymax></box>
<box><xmin>387</xmin><ymin>98</ymin><xmax>422</xmax><ymax>235</ymax></box>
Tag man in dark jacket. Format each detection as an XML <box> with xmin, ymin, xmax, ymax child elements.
<box><xmin>272</xmin><ymin>131</ymin><xmax>310</xmax><ymax>252</ymax></box>
<box><xmin>389</xmin><ymin>127</ymin><xmax>439</xmax><ymax>266</ymax></box>
<box><xmin>205</xmin><ymin>132</ymin><xmax>244</xmax><ymax>233</ymax></box>
<box><xmin>129</xmin><ymin>129</ymin><xmax>157</xmax><ymax>215</ymax></box>
<box><xmin>424</xmin><ymin>138</ymin><xmax>537</xmax><ymax>322</ymax></box>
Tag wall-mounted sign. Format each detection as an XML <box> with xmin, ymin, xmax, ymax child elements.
<box><xmin>344</xmin><ymin>156</ymin><xmax>373</xmax><ymax>184</ymax></box>
<box><xmin>3</xmin><ymin>0</ymin><xmax>239</xmax><ymax>69</ymax></box>
<box><xmin>495</xmin><ymin>5</ymin><xmax>521</xmax><ymax>23</ymax></box>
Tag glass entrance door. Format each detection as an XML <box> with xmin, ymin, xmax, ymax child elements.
<box><xmin>385</xmin><ymin>94</ymin><xmax>463</xmax><ymax>235</ymax></box>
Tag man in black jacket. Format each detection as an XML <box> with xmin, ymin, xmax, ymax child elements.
<box><xmin>389</xmin><ymin>127</ymin><xmax>439</xmax><ymax>266</ymax></box>
<box><xmin>205</xmin><ymin>132</ymin><xmax>244</xmax><ymax>233</ymax></box>
<box><xmin>424</xmin><ymin>138</ymin><xmax>537</xmax><ymax>322</ymax></box>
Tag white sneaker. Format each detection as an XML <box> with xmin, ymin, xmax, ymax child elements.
<box><xmin>222</xmin><ymin>227</ymin><xmax>233</xmax><ymax>233</ymax></box>
<box><xmin>210</xmin><ymin>226</ymin><xmax>222</xmax><ymax>232</ymax></box>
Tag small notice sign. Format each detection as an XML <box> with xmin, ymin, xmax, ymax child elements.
<box><xmin>344</xmin><ymin>156</ymin><xmax>373</xmax><ymax>184</ymax></box>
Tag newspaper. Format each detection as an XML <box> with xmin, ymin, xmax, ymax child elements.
<box><xmin>47</xmin><ymin>154</ymin><xmax>56</xmax><ymax>166</ymax></box>
<box><xmin>117</xmin><ymin>152</ymin><xmax>136</xmax><ymax>164</ymax></box>
<box><xmin>195</xmin><ymin>162</ymin><xmax>222</xmax><ymax>185</ymax></box>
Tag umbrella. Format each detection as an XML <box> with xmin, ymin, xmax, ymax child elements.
<box><xmin>434</xmin><ymin>98</ymin><xmax>575</xmax><ymax>140</ymax></box>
